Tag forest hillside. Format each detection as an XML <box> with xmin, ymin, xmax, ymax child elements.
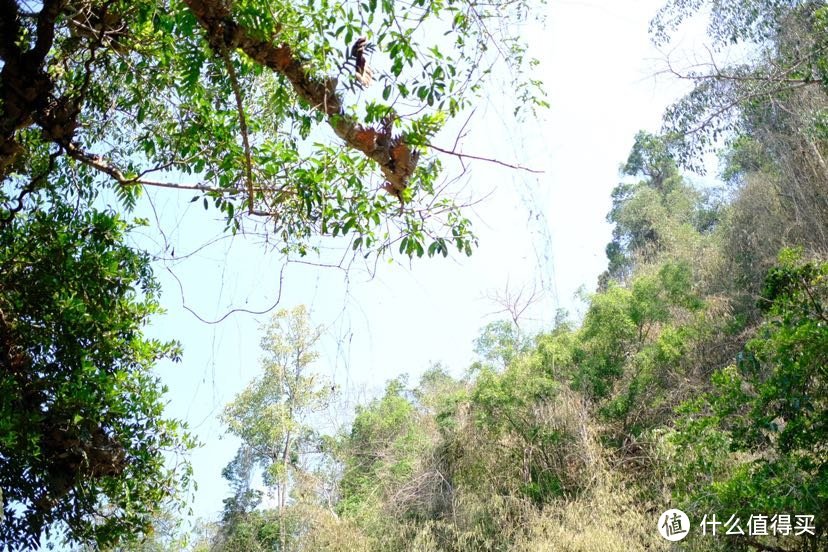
<box><xmin>1</xmin><ymin>0</ymin><xmax>827</xmax><ymax>551</ymax></box>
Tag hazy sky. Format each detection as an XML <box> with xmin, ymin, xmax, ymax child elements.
<box><xmin>127</xmin><ymin>0</ymin><xmax>708</xmax><ymax>526</ymax></box>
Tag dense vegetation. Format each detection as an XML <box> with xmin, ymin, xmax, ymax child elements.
<box><xmin>2</xmin><ymin>0</ymin><xmax>828</xmax><ymax>551</ymax></box>
<box><xmin>0</xmin><ymin>0</ymin><xmax>538</xmax><ymax>548</ymax></box>
<box><xmin>185</xmin><ymin>2</ymin><xmax>828</xmax><ymax>551</ymax></box>
<box><xmin>188</xmin><ymin>175</ymin><xmax>826</xmax><ymax>549</ymax></box>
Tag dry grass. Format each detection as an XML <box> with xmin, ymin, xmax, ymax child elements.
<box><xmin>512</xmin><ymin>475</ymin><xmax>668</xmax><ymax>552</ymax></box>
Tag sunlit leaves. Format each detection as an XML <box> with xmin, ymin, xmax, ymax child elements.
<box><xmin>221</xmin><ymin>306</ymin><xmax>333</xmax><ymax>503</ymax></box>
<box><xmin>668</xmin><ymin>252</ymin><xmax>828</xmax><ymax>544</ymax></box>
<box><xmin>0</xmin><ymin>204</ymin><xmax>194</xmax><ymax>550</ymax></box>
<box><xmin>4</xmin><ymin>0</ymin><xmax>548</xmax><ymax>270</ymax></box>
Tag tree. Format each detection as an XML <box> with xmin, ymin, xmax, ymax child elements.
<box><xmin>651</xmin><ymin>0</ymin><xmax>828</xmax><ymax>143</ymax></box>
<box><xmin>473</xmin><ymin>320</ymin><xmax>531</xmax><ymax>369</ymax></box>
<box><xmin>220</xmin><ymin>305</ymin><xmax>334</xmax><ymax>550</ymax></box>
<box><xmin>337</xmin><ymin>378</ymin><xmax>420</xmax><ymax>511</ymax></box>
<box><xmin>1</xmin><ymin>0</ymin><xmax>544</xmax><ymax>548</ymax></box>
<box><xmin>668</xmin><ymin>250</ymin><xmax>828</xmax><ymax>551</ymax></box>
<box><xmin>599</xmin><ymin>131</ymin><xmax>718</xmax><ymax>288</ymax></box>
<box><xmin>652</xmin><ymin>0</ymin><xmax>828</xmax><ymax>309</ymax></box>
<box><xmin>0</xmin><ymin>204</ymin><xmax>194</xmax><ymax>550</ymax></box>
<box><xmin>220</xmin><ymin>446</ymin><xmax>264</xmax><ymax>526</ymax></box>
<box><xmin>653</xmin><ymin>0</ymin><xmax>828</xmax><ymax>178</ymax></box>
<box><xmin>0</xmin><ymin>0</ymin><xmax>544</xmax><ymax>259</ymax></box>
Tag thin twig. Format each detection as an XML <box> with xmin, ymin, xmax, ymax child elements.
<box><xmin>166</xmin><ymin>263</ymin><xmax>286</xmax><ymax>324</ymax></box>
<box><xmin>221</xmin><ymin>48</ymin><xmax>256</xmax><ymax>215</ymax></box>
<box><xmin>427</xmin><ymin>143</ymin><xmax>543</xmax><ymax>173</ymax></box>
<box><xmin>65</xmin><ymin>143</ymin><xmax>245</xmax><ymax>193</ymax></box>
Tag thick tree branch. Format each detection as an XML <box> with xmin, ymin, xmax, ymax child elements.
<box><xmin>0</xmin><ymin>0</ymin><xmax>22</xmax><ymax>60</ymax></box>
<box><xmin>182</xmin><ymin>0</ymin><xmax>419</xmax><ymax>194</ymax></box>
<box><xmin>29</xmin><ymin>0</ymin><xmax>66</xmax><ymax>63</ymax></box>
<box><xmin>0</xmin><ymin>0</ymin><xmax>73</xmax><ymax>179</ymax></box>
<box><xmin>67</xmin><ymin>143</ymin><xmax>308</xmax><ymax>218</ymax></box>
<box><xmin>220</xmin><ymin>49</ymin><xmax>255</xmax><ymax>214</ymax></box>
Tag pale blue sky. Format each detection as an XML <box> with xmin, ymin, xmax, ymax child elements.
<box><xmin>125</xmin><ymin>0</ymin><xmax>711</xmax><ymax>528</ymax></box>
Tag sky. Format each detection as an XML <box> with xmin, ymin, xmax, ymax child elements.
<box><xmin>122</xmin><ymin>0</ymin><xmax>711</xmax><ymax>528</ymax></box>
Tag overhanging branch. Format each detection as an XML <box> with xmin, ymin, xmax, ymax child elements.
<box><xmin>66</xmin><ymin>143</ymin><xmax>243</xmax><ymax>194</ymax></box>
<box><xmin>182</xmin><ymin>0</ymin><xmax>419</xmax><ymax>195</ymax></box>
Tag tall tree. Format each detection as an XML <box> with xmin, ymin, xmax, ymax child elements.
<box><xmin>599</xmin><ymin>131</ymin><xmax>718</xmax><ymax>289</ymax></box>
<box><xmin>221</xmin><ymin>305</ymin><xmax>334</xmax><ymax>550</ymax></box>
<box><xmin>653</xmin><ymin>0</ymin><xmax>828</xmax><ymax>300</ymax></box>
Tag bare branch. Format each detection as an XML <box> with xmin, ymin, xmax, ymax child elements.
<box><xmin>484</xmin><ymin>279</ymin><xmax>543</xmax><ymax>329</ymax></box>
<box><xmin>427</xmin><ymin>142</ymin><xmax>543</xmax><ymax>174</ymax></box>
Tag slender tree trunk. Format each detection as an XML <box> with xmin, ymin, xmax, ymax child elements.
<box><xmin>279</xmin><ymin>431</ymin><xmax>292</xmax><ymax>551</ymax></box>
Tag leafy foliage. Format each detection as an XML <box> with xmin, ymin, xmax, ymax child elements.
<box><xmin>216</xmin><ymin>306</ymin><xmax>334</xmax><ymax>551</ymax></box>
<box><xmin>337</xmin><ymin>377</ymin><xmax>429</xmax><ymax>521</ymax></box>
<box><xmin>0</xmin><ymin>205</ymin><xmax>193</xmax><ymax>550</ymax></box>
<box><xmin>8</xmin><ymin>1</ymin><xmax>828</xmax><ymax>551</ymax></box>
<box><xmin>0</xmin><ymin>0</ymin><xmax>546</xmax><ymax>260</ymax></box>
<box><xmin>268</xmin><ymin>82</ymin><xmax>825</xmax><ymax>548</ymax></box>
<box><xmin>472</xmin><ymin>319</ymin><xmax>532</xmax><ymax>369</ymax></box>
<box><xmin>667</xmin><ymin>250</ymin><xmax>827</xmax><ymax>550</ymax></box>
<box><xmin>0</xmin><ymin>0</ymin><xmax>548</xmax><ymax>547</ymax></box>
<box><xmin>600</xmin><ymin>131</ymin><xmax>720</xmax><ymax>288</ymax></box>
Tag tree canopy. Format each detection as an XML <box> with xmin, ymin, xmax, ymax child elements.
<box><xmin>0</xmin><ymin>0</ymin><xmax>543</xmax><ymax>549</ymax></box>
<box><xmin>1</xmin><ymin>0</ymin><xmax>544</xmax><ymax>259</ymax></box>
<box><xmin>4</xmin><ymin>0</ymin><xmax>828</xmax><ymax>551</ymax></box>
<box><xmin>0</xmin><ymin>205</ymin><xmax>194</xmax><ymax>549</ymax></box>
